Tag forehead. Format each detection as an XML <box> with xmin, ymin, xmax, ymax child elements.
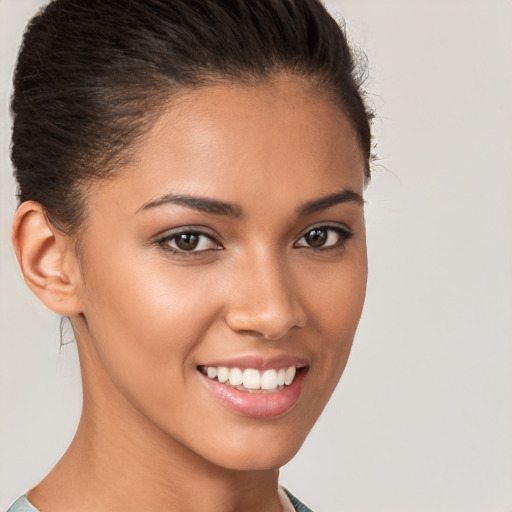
<box><xmin>88</xmin><ymin>77</ymin><xmax>365</xmax><ymax>217</ymax></box>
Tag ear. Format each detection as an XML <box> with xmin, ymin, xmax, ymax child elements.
<box><xmin>11</xmin><ymin>201</ymin><xmax>83</xmax><ymax>317</ymax></box>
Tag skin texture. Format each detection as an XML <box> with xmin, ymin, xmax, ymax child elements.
<box><xmin>12</xmin><ymin>76</ymin><xmax>368</xmax><ymax>512</ymax></box>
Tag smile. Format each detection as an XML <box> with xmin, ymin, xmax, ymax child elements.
<box><xmin>198</xmin><ymin>365</ymin><xmax>298</xmax><ymax>392</ymax></box>
<box><xmin>198</xmin><ymin>361</ymin><xmax>308</xmax><ymax>418</ymax></box>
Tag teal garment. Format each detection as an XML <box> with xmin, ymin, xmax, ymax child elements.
<box><xmin>5</xmin><ymin>496</ymin><xmax>38</xmax><ymax>512</ymax></box>
<box><xmin>6</xmin><ymin>490</ymin><xmax>313</xmax><ymax>512</ymax></box>
<box><xmin>283</xmin><ymin>488</ymin><xmax>314</xmax><ymax>512</ymax></box>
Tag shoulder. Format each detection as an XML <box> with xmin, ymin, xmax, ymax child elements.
<box><xmin>281</xmin><ymin>487</ymin><xmax>315</xmax><ymax>512</ymax></box>
<box><xmin>5</xmin><ymin>496</ymin><xmax>39</xmax><ymax>512</ymax></box>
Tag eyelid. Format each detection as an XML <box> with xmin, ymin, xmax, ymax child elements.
<box><xmin>153</xmin><ymin>224</ymin><xmax>223</xmax><ymax>241</ymax></box>
<box><xmin>297</xmin><ymin>222</ymin><xmax>352</xmax><ymax>238</ymax></box>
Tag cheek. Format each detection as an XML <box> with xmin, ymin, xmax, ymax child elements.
<box><xmin>306</xmin><ymin>247</ymin><xmax>367</xmax><ymax>330</ymax></box>
<box><xmin>78</xmin><ymin>246</ymin><xmax>224</xmax><ymax>390</ymax></box>
<box><xmin>77</xmin><ymin>254</ymin><xmax>234</xmax><ymax>450</ymax></box>
<box><xmin>302</xmin><ymin>249</ymin><xmax>367</xmax><ymax>385</ymax></box>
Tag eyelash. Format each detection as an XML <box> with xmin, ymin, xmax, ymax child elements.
<box><xmin>154</xmin><ymin>224</ymin><xmax>353</xmax><ymax>256</ymax></box>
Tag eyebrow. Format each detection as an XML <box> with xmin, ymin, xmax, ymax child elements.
<box><xmin>297</xmin><ymin>189</ymin><xmax>364</xmax><ymax>216</ymax></box>
<box><xmin>139</xmin><ymin>194</ymin><xmax>242</xmax><ymax>217</ymax></box>
<box><xmin>139</xmin><ymin>188</ymin><xmax>363</xmax><ymax>218</ymax></box>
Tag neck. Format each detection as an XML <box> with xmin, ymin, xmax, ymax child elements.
<box><xmin>28</xmin><ymin>333</ymin><xmax>283</xmax><ymax>512</ymax></box>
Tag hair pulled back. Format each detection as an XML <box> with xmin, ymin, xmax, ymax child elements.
<box><xmin>11</xmin><ymin>0</ymin><xmax>372</xmax><ymax>235</ymax></box>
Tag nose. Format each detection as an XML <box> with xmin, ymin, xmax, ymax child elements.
<box><xmin>224</xmin><ymin>254</ymin><xmax>307</xmax><ymax>340</ymax></box>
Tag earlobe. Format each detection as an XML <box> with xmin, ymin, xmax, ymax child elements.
<box><xmin>11</xmin><ymin>201</ymin><xmax>83</xmax><ymax>317</ymax></box>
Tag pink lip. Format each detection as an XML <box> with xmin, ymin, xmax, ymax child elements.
<box><xmin>199</xmin><ymin>367</ymin><xmax>308</xmax><ymax>418</ymax></box>
<box><xmin>199</xmin><ymin>354</ymin><xmax>309</xmax><ymax>371</ymax></box>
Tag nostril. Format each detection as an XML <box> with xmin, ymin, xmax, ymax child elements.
<box><xmin>225</xmin><ymin>306</ymin><xmax>306</xmax><ymax>340</ymax></box>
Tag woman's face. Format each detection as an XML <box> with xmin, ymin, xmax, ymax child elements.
<box><xmin>73</xmin><ymin>76</ymin><xmax>367</xmax><ymax>470</ymax></box>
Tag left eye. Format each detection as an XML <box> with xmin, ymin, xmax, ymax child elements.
<box><xmin>157</xmin><ymin>231</ymin><xmax>220</xmax><ymax>253</ymax></box>
<box><xmin>294</xmin><ymin>226</ymin><xmax>352</xmax><ymax>249</ymax></box>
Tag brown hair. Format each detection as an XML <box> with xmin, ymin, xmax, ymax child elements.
<box><xmin>11</xmin><ymin>0</ymin><xmax>373</xmax><ymax>235</ymax></box>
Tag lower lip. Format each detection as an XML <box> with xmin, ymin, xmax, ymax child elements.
<box><xmin>199</xmin><ymin>368</ymin><xmax>307</xmax><ymax>418</ymax></box>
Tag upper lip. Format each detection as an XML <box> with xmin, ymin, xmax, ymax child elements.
<box><xmin>198</xmin><ymin>354</ymin><xmax>309</xmax><ymax>371</ymax></box>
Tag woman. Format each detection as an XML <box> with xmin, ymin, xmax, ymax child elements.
<box><xmin>7</xmin><ymin>0</ymin><xmax>372</xmax><ymax>511</ymax></box>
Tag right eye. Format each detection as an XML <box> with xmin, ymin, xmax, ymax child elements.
<box><xmin>156</xmin><ymin>229</ymin><xmax>222</xmax><ymax>254</ymax></box>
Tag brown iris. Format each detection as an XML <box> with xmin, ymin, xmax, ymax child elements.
<box><xmin>175</xmin><ymin>232</ymin><xmax>200</xmax><ymax>251</ymax></box>
<box><xmin>304</xmin><ymin>228</ymin><xmax>327</xmax><ymax>247</ymax></box>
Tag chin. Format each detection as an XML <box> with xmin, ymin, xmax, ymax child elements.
<box><xmin>211</xmin><ymin>444</ymin><xmax>301</xmax><ymax>472</ymax></box>
<box><xmin>190</xmin><ymin>419</ymin><xmax>313</xmax><ymax>472</ymax></box>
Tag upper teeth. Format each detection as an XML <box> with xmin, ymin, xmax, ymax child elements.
<box><xmin>203</xmin><ymin>366</ymin><xmax>297</xmax><ymax>391</ymax></box>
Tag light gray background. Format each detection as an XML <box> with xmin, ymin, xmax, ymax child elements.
<box><xmin>1</xmin><ymin>1</ymin><xmax>511</xmax><ymax>510</ymax></box>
